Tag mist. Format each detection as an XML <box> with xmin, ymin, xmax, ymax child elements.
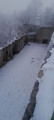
<box><xmin>0</xmin><ymin>0</ymin><xmax>32</xmax><ymax>15</ymax></box>
<box><xmin>0</xmin><ymin>0</ymin><xmax>54</xmax><ymax>47</ymax></box>
<box><xmin>0</xmin><ymin>0</ymin><xmax>54</xmax><ymax>15</ymax></box>
<box><xmin>42</xmin><ymin>0</ymin><xmax>54</xmax><ymax>10</ymax></box>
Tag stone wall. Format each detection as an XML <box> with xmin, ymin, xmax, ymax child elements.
<box><xmin>0</xmin><ymin>35</ymin><xmax>28</xmax><ymax>68</ymax></box>
<box><xmin>0</xmin><ymin>27</ymin><xmax>54</xmax><ymax>68</ymax></box>
<box><xmin>35</xmin><ymin>27</ymin><xmax>54</xmax><ymax>44</ymax></box>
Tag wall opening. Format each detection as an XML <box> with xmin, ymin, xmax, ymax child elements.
<box><xmin>42</xmin><ymin>39</ymin><xmax>48</xmax><ymax>44</ymax></box>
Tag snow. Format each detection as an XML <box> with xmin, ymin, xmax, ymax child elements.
<box><xmin>31</xmin><ymin>33</ymin><xmax>54</xmax><ymax>120</ymax></box>
<box><xmin>0</xmin><ymin>47</ymin><xmax>3</xmax><ymax>50</ymax></box>
<box><xmin>0</xmin><ymin>42</ymin><xmax>47</xmax><ymax>120</ymax></box>
<box><xmin>0</xmin><ymin>34</ymin><xmax>26</xmax><ymax>50</ymax></box>
<box><xmin>51</xmin><ymin>32</ymin><xmax>54</xmax><ymax>45</ymax></box>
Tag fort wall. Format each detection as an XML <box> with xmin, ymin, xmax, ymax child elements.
<box><xmin>0</xmin><ymin>27</ymin><xmax>54</xmax><ymax>68</ymax></box>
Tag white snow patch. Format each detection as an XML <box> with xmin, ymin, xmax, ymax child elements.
<box><xmin>51</xmin><ymin>32</ymin><xmax>54</xmax><ymax>45</ymax></box>
<box><xmin>0</xmin><ymin>42</ymin><xmax>47</xmax><ymax>120</ymax></box>
<box><xmin>31</xmin><ymin>34</ymin><xmax>54</xmax><ymax>120</ymax></box>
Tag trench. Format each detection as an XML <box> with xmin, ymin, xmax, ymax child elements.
<box><xmin>0</xmin><ymin>42</ymin><xmax>47</xmax><ymax>120</ymax></box>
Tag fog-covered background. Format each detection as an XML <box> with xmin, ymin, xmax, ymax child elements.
<box><xmin>0</xmin><ymin>0</ymin><xmax>54</xmax><ymax>47</ymax></box>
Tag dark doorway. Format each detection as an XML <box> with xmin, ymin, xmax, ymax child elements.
<box><xmin>42</xmin><ymin>39</ymin><xmax>48</xmax><ymax>44</ymax></box>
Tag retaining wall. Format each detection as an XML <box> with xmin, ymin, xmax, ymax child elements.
<box><xmin>0</xmin><ymin>35</ymin><xmax>28</xmax><ymax>68</ymax></box>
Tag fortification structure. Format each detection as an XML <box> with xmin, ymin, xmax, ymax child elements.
<box><xmin>0</xmin><ymin>27</ymin><xmax>54</xmax><ymax>68</ymax></box>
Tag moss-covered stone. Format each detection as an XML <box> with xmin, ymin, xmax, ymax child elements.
<box><xmin>38</xmin><ymin>70</ymin><xmax>43</xmax><ymax>78</ymax></box>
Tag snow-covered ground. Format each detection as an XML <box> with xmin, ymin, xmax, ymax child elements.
<box><xmin>0</xmin><ymin>42</ymin><xmax>47</xmax><ymax>120</ymax></box>
<box><xmin>31</xmin><ymin>33</ymin><xmax>54</xmax><ymax>120</ymax></box>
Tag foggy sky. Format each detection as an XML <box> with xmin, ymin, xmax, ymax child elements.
<box><xmin>0</xmin><ymin>0</ymin><xmax>54</xmax><ymax>15</ymax></box>
<box><xmin>0</xmin><ymin>0</ymin><xmax>32</xmax><ymax>14</ymax></box>
<box><xmin>42</xmin><ymin>0</ymin><xmax>54</xmax><ymax>10</ymax></box>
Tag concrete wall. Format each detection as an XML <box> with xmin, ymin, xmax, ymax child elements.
<box><xmin>35</xmin><ymin>27</ymin><xmax>54</xmax><ymax>44</ymax></box>
<box><xmin>0</xmin><ymin>27</ymin><xmax>54</xmax><ymax>68</ymax></box>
